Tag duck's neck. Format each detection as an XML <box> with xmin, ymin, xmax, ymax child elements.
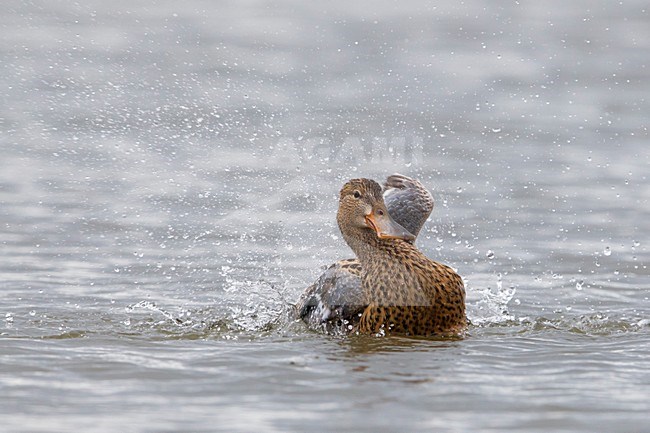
<box><xmin>341</xmin><ymin>228</ymin><xmax>414</xmax><ymax>268</ymax></box>
<box><xmin>342</xmin><ymin>229</ymin><xmax>428</xmax><ymax>307</ymax></box>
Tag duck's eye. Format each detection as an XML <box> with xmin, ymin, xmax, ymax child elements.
<box><xmin>353</xmin><ymin>190</ymin><xmax>361</xmax><ymax>199</ymax></box>
<box><xmin>377</xmin><ymin>209</ymin><xmax>384</xmax><ymax>216</ymax></box>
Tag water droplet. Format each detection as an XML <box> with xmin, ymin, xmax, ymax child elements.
<box><xmin>486</xmin><ymin>250</ymin><xmax>495</xmax><ymax>259</ymax></box>
<box><xmin>603</xmin><ymin>246</ymin><xmax>611</xmax><ymax>256</ymax></box>
<box><xmin>575</xmin><ymin>280</ymin><xmax>584</xmax><ymax>291</ymax></box>
<box><xmin>456</xmin><ymin>187</ymin><xmax>463</xmax><ymax>193</ymax></box>
<box><xmin>491</xmin><ymin>127</ymin><xmax>502</xmax><ymax>133</ymax></box>
<box><xmin>633</xmin><ymin>240</ymin><xmax>640</xmax><ymax>247</ymax></box>
<box><xmin>29</xmin><ymin>310</ymin><xmax>36</xmax><ymax>316</ymax></box>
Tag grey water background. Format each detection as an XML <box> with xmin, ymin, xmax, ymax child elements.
<box><xmin>1</xmin><ymin>0</ymin><xmax>649</xmax><ymax>432</ymax></box>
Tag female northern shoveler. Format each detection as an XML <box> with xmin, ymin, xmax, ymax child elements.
<box><xmin>296</xmin><ymin>175</ymin><xmax>466</xmax><ymax>336</ymax></box>
<box><xmin>296</xmin><ymin>174</ymin><xmax>433</xmax><ymax>330</ymax></box>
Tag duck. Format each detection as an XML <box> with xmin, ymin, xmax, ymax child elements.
<box><xmin>296</xmin><ymin>175</ymin><xmax>466</xmax><ymax>336</ymax></box>
<box><xmin>296</xmin><ymin>174</ymin><xmax>434</xmax><ymax>331</ymax></box>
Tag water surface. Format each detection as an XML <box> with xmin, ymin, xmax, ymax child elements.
<box><xmin>1</xmin><ymin>1</ymin><xmax>649</xmax><ymax>432</ymax></box>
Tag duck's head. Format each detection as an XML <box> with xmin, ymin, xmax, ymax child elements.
<box><xmin>337</xmin><ymin>178</ymin><xmax>415</xmax><ymax>245</ymax></box>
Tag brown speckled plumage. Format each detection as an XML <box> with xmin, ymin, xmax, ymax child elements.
<box><xmin>297</xmin><ymin>176</ymin><xmax>466</xmax><ymax>336</ymax></box>
<box><xmin>355</xmin><ymin>231</ymin><xmax>466</xmax><ymax>335</ymax></box>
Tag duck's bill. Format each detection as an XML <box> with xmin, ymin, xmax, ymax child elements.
<box><xmin>365</xmin><ymin>212</ymin><xmax>416</xmax><ymax>242</ymax></box>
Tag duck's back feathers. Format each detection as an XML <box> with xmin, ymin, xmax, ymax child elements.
<box><xmin>295</xmin><ymin>258</ymin><xmax>365</xmax><ymax>332</ymax></box>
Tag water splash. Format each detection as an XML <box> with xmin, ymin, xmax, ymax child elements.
<box><xmin>126</xmin><ymin>300</ymin><xmax>185</xmax><ymax>325</ymax></box>
<box><xmin>468</xmin><ymin>274</ymin><xmax>517</xmax><ymax>326</ymax></box>
<box><xmin>221</xmin><ymin>272</ymin><xmax>295</xmax><ymax>331</ymax></box>
<box><xmin>123</xmin><ymin>276</ymin><xmax>295</xmax><ymax>339</ymax></box>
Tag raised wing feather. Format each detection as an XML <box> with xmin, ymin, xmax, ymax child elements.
<box><xmin>383</xmin><ymin>173</ymin><xmax>434</xmax><ymax>238</ymax></box>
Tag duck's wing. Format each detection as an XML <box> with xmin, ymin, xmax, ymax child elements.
<box><xmin>295</xmin><ymin>258</ymin><xmax>366</xmax><ymax>332</ymax></box>
<box><xmin>383</xmin><ymin>174</ymin><xmax>434</xmax><ymax>238</ymax></box>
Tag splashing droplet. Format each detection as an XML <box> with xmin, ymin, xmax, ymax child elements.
<box><xmin>486</xmin><ymin>250</ymin><xmax>495</xmax><ymax>259</ymax></box>
<box><xmin>603</xmin><ymin>246</ymin><xmax>611</xmax><ymax>256</ymax></box>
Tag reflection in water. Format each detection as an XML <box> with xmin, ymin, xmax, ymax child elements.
<box><xmin>339</xmin><ymin>334</ymin><xmax>459</xmax><ymax>355</ymax></box>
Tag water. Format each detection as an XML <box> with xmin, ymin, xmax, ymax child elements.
<box><xmin>1</xmin><ymin>1</ymin><xmax>649</xmax><ymax>432</ymax></box>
